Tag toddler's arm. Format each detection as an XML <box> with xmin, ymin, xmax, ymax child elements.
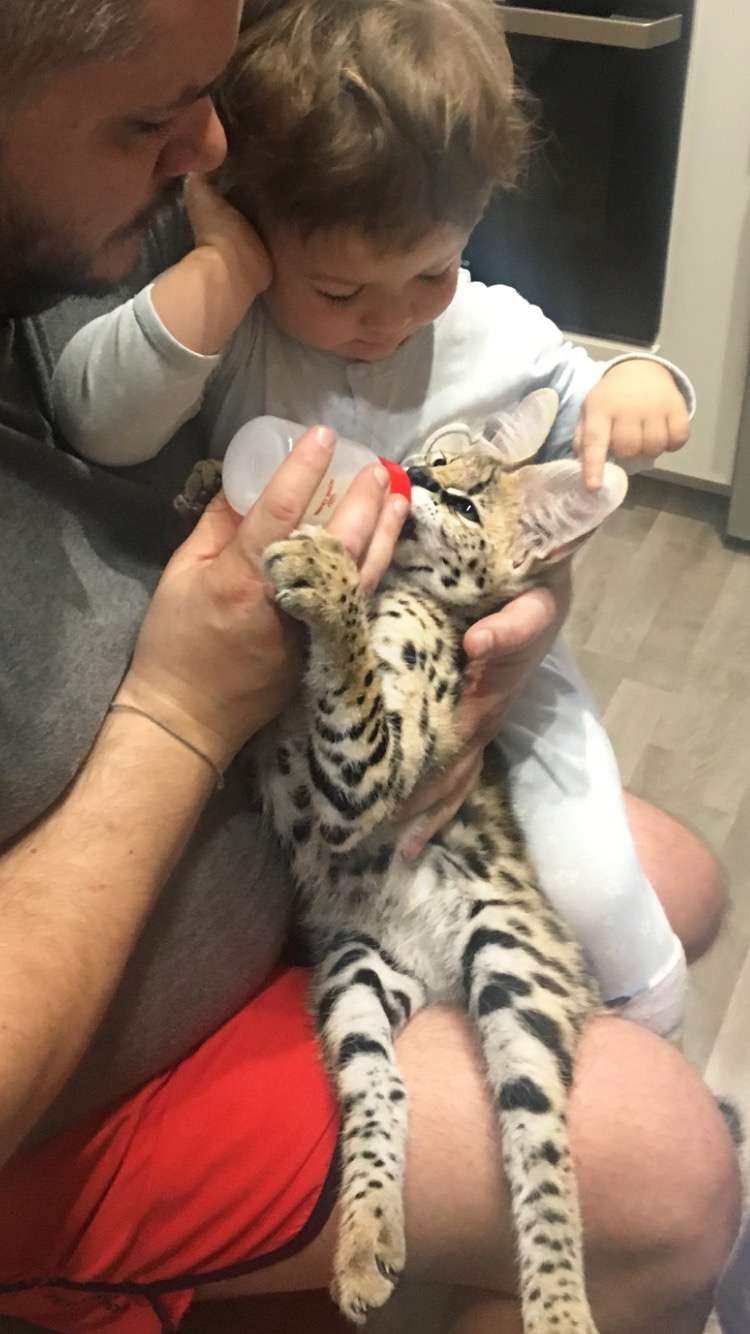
<box><xmin>495</xmin><ymin>287</ymin><xmax>695</xmax><ymax>476</ymax></box>
<box><xmin>53</xmin><ymin>179</ymin><xmax>271</xmax><ymax>467</ymax></box>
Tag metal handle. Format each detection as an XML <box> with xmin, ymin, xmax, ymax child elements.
<box><xmin>499</xmin><ymin>8</ymin><xmax>683</xmax><ymax>49</ymax></box>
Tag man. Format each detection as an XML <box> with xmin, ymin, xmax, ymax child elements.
<box><xmin>0</xmin><ymin>3</ymin><xmax>740</xmax><ymax>1332</ymax></box>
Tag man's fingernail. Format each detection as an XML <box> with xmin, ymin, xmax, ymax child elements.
<box><xmin>470</xmin><ymin>630</ymin><xmax>492</xmax><ymax>657</ymax></box>
<box><xmin>391</xmin><ymin>494</ymin><xmax>410</xmax><ymax>517</ymax></box>
<box><xmin>313</xmin><ymin>427</ymin><xmax>336</xmax><ymax>452</ymax></box>
<box><xmin>374</xmin><ymin>463</ymin><xmax>390</xmax><ymax>489</ymax></box>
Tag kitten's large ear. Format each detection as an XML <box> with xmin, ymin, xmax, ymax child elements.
<box><xmin>511</xmin><ymin>459</ymin><xmax>628</xmax><ymax>570</ymax></box>
<box><xmin>485</xmin><ymin>389</ymin><xmax>560</xmax><ymax>468</ymax></box>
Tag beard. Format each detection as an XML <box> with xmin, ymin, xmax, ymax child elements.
<box><xmin>0</xmin><ymin>179</ymin><xmax>183</xmax><ymax>321</ymax></box>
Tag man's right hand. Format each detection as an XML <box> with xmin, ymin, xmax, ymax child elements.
<box><xmin>118</xmin><ymin>428</ymin><xmax>409</xmax><ymax>771</ymax></box>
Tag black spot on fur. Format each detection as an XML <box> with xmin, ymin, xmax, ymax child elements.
<box><xmin>392</xmin><ymin>989</ymin><xmax>413</xmax><ymax>1021</ymax></box>
<box><xmin>468</xmin><ymin>898</ymin><xmax>512</xmax><ymax>918</ymax></box>
<box><xmin>463</xmin><ymin>848</ymin><xmax>489</xmax><ymax>878</ymax></box>
<box><xmin>308</xmin><ymin>742</ymin><xmax>383</xmax><ymax>821</ymax></box>
<box><xmin>462</xmin><ymin>927</ymin><xmax>520</xmax><ymax>997</ymax></box>
<box><xmin>351</xmin><ymin>967</ymin><xmax>401</xmax><ymax>1029</ymax></box>
<box><xmin>519</xmin><ymin>1008</ymin><xmax>573</xmax><ymax>1087</ymax></box>
<box><xmin>329</xmin><ymin>946</ymin><xmax>369</xmax><ymax>976</ymax></box>
<box><xmin>316</xmin><ymin>719</ymin><xmax>346</xmax><ymax>744</ymax></box>
<box><xmin>292</xmin><ymin>785</ymin><xmax>311</xmax><ymax>810</ymax></box>
<box><xmin>371</xmin><ymin>844</ymin><xmax>393</xmax><ymax>875</ymax></box>
<box><xmin>491</xmin><ymin>971</ymin><xmax>532</xmax><ymax>999</ymax></box>
<box><xmin>477</xmin><ymin>982</ymin><xmax>513</xmax><ymax>1014</ymax></box>
<box><xmin>338</xmin><ymin>1034</ymin><xmax>388</xmax><ymax>1068</ymax></box>
<box><xmin>317</xmin><ymin>986</ymin><xmax>344</xmax><ymax>1030</ymax></box>
<box><xmin>292</xmin><ymin>819</ymin><xmax>311</xmax><ymax>845</ymax></box>
<box><xmin>499</xmin><ymin>1077</ymin><xmax>551</xmax><ymax>1115</ymax></box>
<box><xmin>320</xmin><ymin>823</ymin><xmax>352</xmax><ymax>846</ymax></box>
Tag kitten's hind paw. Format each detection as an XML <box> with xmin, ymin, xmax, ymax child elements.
<box><xmin>174</xmin><ymin>459</ymin><xmax>224</xmax><ymax>516</ymax></box>
<box><xmin>263</xmin><ymin>529</ymin><xmax>360</xmax><ymax>630</ymax></box>
<box><xmin>332</xmin><ymin>1196</ymin><xmax>405</xmax><ymax>1324</ymax></box>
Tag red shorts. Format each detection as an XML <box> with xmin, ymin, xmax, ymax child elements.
<box><xmin>0</xmin><ymin>967</ymin><xmax>339</xmax><ymax>1334</ymax></box>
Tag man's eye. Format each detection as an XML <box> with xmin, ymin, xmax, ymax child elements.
<box><xmin>421</xmin><ymin>267</ymin><xmax>453</xmax><ymax>283</ymax></box>
<box><xmin>131</xmin><ymin>118</ymin><xmax>173</xmax><ymax>137</ymax></box>
<box><xmin>446</xmin><ymin>493</ymin><xmax>480</xmax><ymax>523</ymax></box>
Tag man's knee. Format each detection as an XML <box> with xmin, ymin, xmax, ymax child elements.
<box><xmin>626</xmin><ymin>793</ymin><xmax>728</xmax><ymax>962</ymax></box>
<box><xmin>574</xmin><ymin>1019</ymin><xmax>741</xmax><ymax>1312</ymax></box>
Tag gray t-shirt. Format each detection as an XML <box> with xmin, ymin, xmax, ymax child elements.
<box><xmin>0</xmin><ymin>219</ymin><xmax>294</xmax><ymax>1143</ymax></box>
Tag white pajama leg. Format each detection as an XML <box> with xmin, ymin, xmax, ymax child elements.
<box><xmin>498</xmin><ymin>639</ymin><xmax>686</xmax><ymax>1038</ymax></box>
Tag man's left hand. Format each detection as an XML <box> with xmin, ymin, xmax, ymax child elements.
<box><xmin>399</xmin><ymin>568</ymin><xmax>571</xmax><ymax>860</ymax></box>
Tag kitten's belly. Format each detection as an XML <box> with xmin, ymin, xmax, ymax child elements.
<box><xmin>309</xmin><ymin>850</ymin><xmax>476</xmax><ymax>1006</ymax></box>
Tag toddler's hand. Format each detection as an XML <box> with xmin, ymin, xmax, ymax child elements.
<box><xmin>185</xmin><ymin>174</ymin><xmax>273</xmax><ymax>297</ymax></box>
<box><xmin>573</xmin><ymin>359</ymin><xmax>690</xmax><ymax>490</ymax></box>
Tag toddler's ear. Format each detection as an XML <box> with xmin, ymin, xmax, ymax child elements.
<box><xmin>485</xmin><ymin>388</ymin><xmax>560</xmax><ymax>468</ymax></box>
<box><xmin>511</xmin><ymin>458</ymin><xmax>628</xmax><ymax>570</ymax></box>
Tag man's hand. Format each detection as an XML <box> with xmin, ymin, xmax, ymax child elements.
<box><xmin>119</xmin><ymin>431</ymin><xmax>408</xmax><ymax>770</ymax></box>
<box><xmin>400</xmin><ymin>569</ymin><xmax>571</xmax><ymax>860</ymax></box>
<box><xmin>573</xmin><ymin>359</ymin><xmax>690</xmax><ymax>491</ymax></box>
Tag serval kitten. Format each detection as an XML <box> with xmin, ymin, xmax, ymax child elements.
<box><xmin>258</xmin><ymin>391</ymin><xmax>627</xmax><ymax>1333</ymax></box>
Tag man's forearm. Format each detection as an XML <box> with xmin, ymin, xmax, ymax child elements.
<box><xmin>0</xmin><ymin>708</ymin><xmax>216</xmax><ymax>1166</ymax></box>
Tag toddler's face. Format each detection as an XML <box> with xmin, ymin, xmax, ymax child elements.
<box><xmin>261</xmin><ymin>221</ymin><xmax>470</xmax><ymax>362</ymax></box>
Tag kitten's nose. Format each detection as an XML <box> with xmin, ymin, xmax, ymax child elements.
<box><xmin>406</xmin><ymin>467</ymin><xmax>440</xmax><ymax>493</ymax></box>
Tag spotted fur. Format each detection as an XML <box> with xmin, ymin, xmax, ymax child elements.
<box><xmin>252</xmin><ymin>399</ymin><xmax>630</xmax><ymax>1332</ymax></box>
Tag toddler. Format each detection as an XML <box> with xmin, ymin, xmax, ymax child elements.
<box><xmin>53</xmin><ymin>0</ymin><xmax>693</xmax><ymax>1037</ymax></box>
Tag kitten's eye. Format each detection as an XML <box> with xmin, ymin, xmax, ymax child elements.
<box><xmin>445</xmin><ymin>493</ymin><xmax>480</xmax><ymax>523</ymax></box>
<box><xmin>431</xmin><ymin>455</ymin><xmax>447</xmax><ymax>467</ymax></box>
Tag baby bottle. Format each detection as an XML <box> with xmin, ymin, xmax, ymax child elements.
<box><xmin>222</xmin><ymin>416</ymin><xmax>411</xmax><ymax>521</ymax></box>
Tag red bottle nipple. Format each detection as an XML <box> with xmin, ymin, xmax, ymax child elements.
<box><xmin>378</xmin><ymin>457</ymin><xmax>412</xmax><ymax>503</ymax></box>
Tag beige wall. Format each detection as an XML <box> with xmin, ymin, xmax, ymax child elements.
<box><xmin>580</xmin><ymin>2</ymin><xmax>750</xmax><ymax>490</ymax></box>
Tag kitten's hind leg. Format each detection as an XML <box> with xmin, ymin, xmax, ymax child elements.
<box><xmin>173</xmin><ymin>458</ymin><xmax>223</xmax><ymax>515</ymax></box>
<box><xmin>313</xmin><ymin>931</ymin><xmax>426</xmax><ymax>1324</ymax></box>
<box><xmin>462</xmin><ymin>904</ymin><xmax>599</xmax><ymax>1334</ymax></box>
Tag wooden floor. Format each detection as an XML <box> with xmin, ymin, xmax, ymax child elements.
<box><xmin>566</xmin><ymin>473</ymin><xmax>750</xmax><ymax>1088</ymax></box>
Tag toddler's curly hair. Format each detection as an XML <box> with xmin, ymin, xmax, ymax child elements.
<box><xmin>214</xmin><ymin>0</ymin><xmax>530</xmax><ymax>247</ymax></box>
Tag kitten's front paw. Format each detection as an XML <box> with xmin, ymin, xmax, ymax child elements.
<box><xmin>332</xmin><ymin>1192</ymin><xmax>406</xmax><ymax>1324</ymax></box>
<box><xmin>263</xmin><ymin>529</ymin><xmax>361</xmax><ymax>629</ymax></box>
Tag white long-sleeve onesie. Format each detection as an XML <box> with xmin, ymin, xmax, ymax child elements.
<box><xmin>53</xmin><ymin>268</ymin><xmax>692</xmax><ymax>1034</ymax></box>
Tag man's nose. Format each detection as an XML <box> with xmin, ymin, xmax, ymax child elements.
<box><xmin>157</xmin><ymin>102</ymin><xmax>228</xmax><ymax>180</ymax></box>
